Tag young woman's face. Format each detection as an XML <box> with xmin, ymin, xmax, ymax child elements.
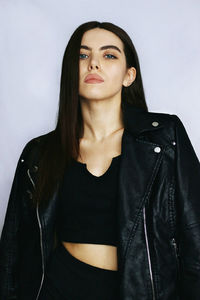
<box><xmin>79</xmin><ymin>28</ymin><xmax>135</xmax><ymax>102</ymax></box>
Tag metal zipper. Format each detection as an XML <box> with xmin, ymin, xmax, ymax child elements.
<box><xmin>171</xmin><ymin>237</ymin><xmax>180</xmax><ymax>279</ymax></box>
<box><xmin>172</xmin><ymin>238</ymin><xmax>178</xmax><ymax>259</ymax></box>
<box><xmin>143</xmin><ymin>206</ymin><xmax>156</xmax><ymax>300</ymax></box>
<box><xmin>27</xmin><ymin>169</ymin><xmax>45</xmax><ymax>300</ymax></box>
<box><xmin>171</xmin><ymin>238</ymin><xmax>178</xmax><ymax>258</ymax></box>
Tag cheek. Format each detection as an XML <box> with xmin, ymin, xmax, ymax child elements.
<box><xmin>79</xmin><ymin>62</ymin><xmax>87</xmax><ymax>75</ymax></box>
<box><xmin>108</xmin><ymin>64</ymin><xmax>125</xmax><ymax>81</ymax></box>
<box><xmin>110</xmin><ymin>72</ymin><xmax>125</xmax><ymax>86</ymax></box>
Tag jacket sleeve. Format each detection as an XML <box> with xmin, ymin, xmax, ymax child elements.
<box><xmin>171</xmin><ymin>114</ymin><xmax>200</xmax><ymax>299</ymax></box>
<box><xmin>0</xmin><ymin>142</ymin><xmax>30</xmax><ymax>300</ymax></box>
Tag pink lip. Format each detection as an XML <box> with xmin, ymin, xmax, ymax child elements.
<box><xmin>85</xmin><ymin>79</ymin><xmax>104</xmax><ymax>83</ymax></box>
<box><xmin>84</xmin><ymin>73</ymin><xmax>104</xmax><ymax>83</ymax></box>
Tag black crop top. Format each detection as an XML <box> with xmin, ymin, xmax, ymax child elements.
<box><xmin>56</xmin><ymin>154</ymin><xmax>121</xmax><ymax>247</ymax></box>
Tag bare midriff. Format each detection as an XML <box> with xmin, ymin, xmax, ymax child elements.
<box><xmin>62</xmin><ymin>242</ymin><xmax>118</xmax><ymax>271</ymax></box>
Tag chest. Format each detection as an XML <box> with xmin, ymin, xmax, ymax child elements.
<box><xmin>76</xmin><ymin>128</ymin><xmax>124</xmax><ymax>177</ymax></box>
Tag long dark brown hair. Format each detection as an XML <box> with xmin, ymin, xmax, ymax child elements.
<box><xmin>32</xmin><ymin>21</ymin><xmax>148</xmax><ymax>208</ymax></box>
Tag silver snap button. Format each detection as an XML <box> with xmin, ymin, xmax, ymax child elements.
<box><xmin>152</xmin><ymin>121</ymin><xmax>159</xmax><ymax>127</ymax></box>
<box><xmin>154</xmin><ymin>146</ymin><xmax>161</xmax><ymax>153</ymax></box>
<box><xmin>21</xmin><ymin>158</ymin><xmax>24</xmax><ymax>162</ymax></box>
<box><xmin>172</xmin><ymin>141</ymin><xmax>176</xmax><ymax>145</ymax></box>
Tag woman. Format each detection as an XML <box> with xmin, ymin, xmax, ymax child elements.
<box><xmin>0</xmin><ymin>21</ymin><xmax>200</xmax><ymax>300</ymax></box>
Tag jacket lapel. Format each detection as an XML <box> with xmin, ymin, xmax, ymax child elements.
<box><xmin>118</xmin><ymin>102</ymin><xmax>165</xmax><ymax>270</ymax></box>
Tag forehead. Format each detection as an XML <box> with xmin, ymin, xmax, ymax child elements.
<box><xmin>81</xmin><ymin>28</ymin><xmax>124</xmax><ymax>51</ymax></box>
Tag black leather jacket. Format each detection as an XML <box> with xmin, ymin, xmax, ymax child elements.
<box><xmin>1</xmin><ymin>103</ymin><xmax>200</xmax><ymax>300</ymax></box>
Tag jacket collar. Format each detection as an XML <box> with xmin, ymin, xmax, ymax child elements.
<box><xmin>122</xmin><ymin>101</ymin><xmax>164</xmax><ymax>137</ymax></box>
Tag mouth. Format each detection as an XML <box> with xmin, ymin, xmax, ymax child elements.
<box><xmin>84</xmin><ymin>79</ymin><xmax>104</xmax><ymax>84</ymax></box>
<box><xmin>84</xmin><ymin>73</ymin><xmax>104</xmax><ymax>83</ymax></box>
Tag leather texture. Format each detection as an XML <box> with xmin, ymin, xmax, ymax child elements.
<box><xmin>1</xmin><ymin>102</ymin><xmax>200</xmax><ymax>300</ymax></box>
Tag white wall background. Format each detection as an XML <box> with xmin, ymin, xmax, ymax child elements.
<box><xmin>0</xmin><ymin>0</ymin><xmax>200</xmax><ymax>234</ymax></box>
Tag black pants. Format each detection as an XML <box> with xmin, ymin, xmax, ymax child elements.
<box><xmin>38</xmin><ymin>242</ymin><xmax>120</xmax><ymax>300</ymax></box>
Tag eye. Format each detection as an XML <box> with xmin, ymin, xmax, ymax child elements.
<box><xmin>104</xmin><ymin>54</ymin><xmax>117</xmax><ymax>59</ymax></box>
<box><xmin>79</xmin><ymin>53</ymin><xmax>88</xmax><ymax>59</ymax></box>
<box><xmin>79</xmin><ymin>53</ymin><xmax>117</xmax><ymax>59</ymax></box>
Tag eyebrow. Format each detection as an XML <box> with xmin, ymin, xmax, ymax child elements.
<box><xmin>80</xmin><ymin>45</ymin><xmax>122</xmax><ymax>54</ymax></box>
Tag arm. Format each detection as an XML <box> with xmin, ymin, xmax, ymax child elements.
<box><xmin>0</xmin><ymin>143</ymin><xmax>30</xmax><ymax>299</ymax></box>
<box><xmin>171</xmin><ymin>114</ymin><xmax>200</xmax><ymax>299</ymax></box>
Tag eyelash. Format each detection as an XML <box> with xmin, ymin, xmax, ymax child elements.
<box><xmin>79</xmin><ymin>53</ymin><xmax>117</xmax><ymax>60</ymax></box>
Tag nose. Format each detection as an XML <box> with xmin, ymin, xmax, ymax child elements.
<box><xmin>88</xmin><ymin>54</ymin><xmax>100</xmax><ymax>70</ymax></box>
<box><xmin>89</xmin><ymin>63</ymin><xmax>99</xmax><ymax>70</ymax></box>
